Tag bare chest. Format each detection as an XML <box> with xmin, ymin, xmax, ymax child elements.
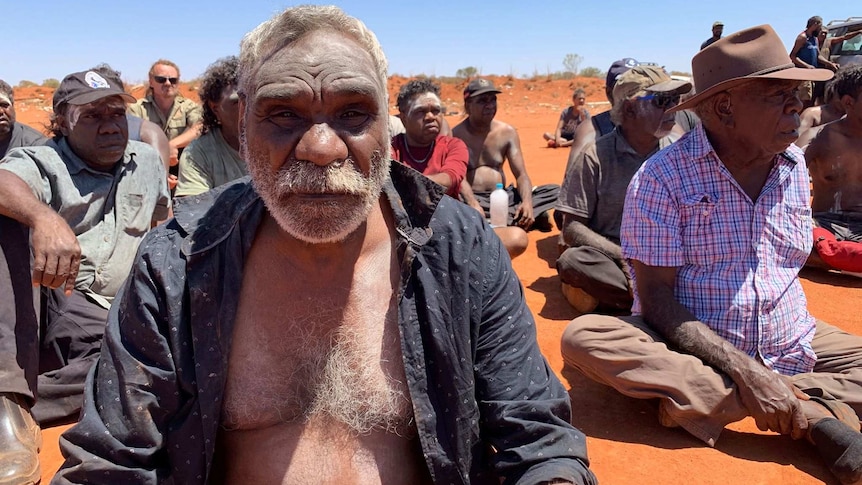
<box><xmin>221</xmin><ymin>254</ymin><xmax>410</xmax><ymax>432</ymax></box>
<box><xmin>217</xmin><ymin>419</ymin><xmax>432</xmax><ymax>485</ymax></box>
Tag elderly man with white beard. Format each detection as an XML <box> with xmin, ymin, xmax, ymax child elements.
<box><xmin>53</xmin><ymin>5</ymin><xmax>597</xmax><ymax>485</ymax></box>
<box><xmin>555</xmin><ymin>65</ymin><xmax>691</xmax><ymax>314</ymax></box>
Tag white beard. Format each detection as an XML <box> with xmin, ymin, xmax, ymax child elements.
<box><xmin>244</xmin><ymin>135</ymin><xmax>391</xmax><ymax>244</ymax></box>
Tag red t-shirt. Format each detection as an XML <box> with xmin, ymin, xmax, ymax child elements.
<box><xmin>391</xmin><ymin>134</ymin><xmax>468</xmax><ymax>197</ymax></box>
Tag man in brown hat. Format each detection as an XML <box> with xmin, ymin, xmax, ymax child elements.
<box><xmin>454</xmin><ymin>78</ymin><xmax>560</xmax><ymax>258</ymax></box>
<box><xmin>561</xmin><ymin>25</ymin><xmax>862</xmax><ymax>483</ymax></box>
<box><xmin>0</xmin><ymin>69</ymin><xmax>170</xmax><ymax>482</ymax></box>
<box><xmin>555</xmin><ymin>65</ymin><xmax>691</xmax><ymax>314</ymax></box>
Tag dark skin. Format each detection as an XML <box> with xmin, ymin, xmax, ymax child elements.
<box><xmin>453</xmin><ymin>93</ymin><xmax>535</xmax><ymax>229</ymax></box>
<box><xmin>561</xmin><ymin>94</ymin><xmax>678</xmax><ymax>266</ymax></box>
<box><xmin>790</xmin><ymin>21</ymin><xmax>839</xmax><ymax>71</ymax></box>
<box><xmin>805</xmin><ymin>89</ymin><xmax>862</xmax><ymax>215</ymax></box>
<box><xmin>0</xmin><ymin>96</ymin><xmax>132</xmax><ymax>293</ymax></box>
<box><xmin>634</xmin><ymin>80</ymin><xmax>812</xmax><ymax>439</ymax></box>
<box><xmin>0</xmin><ymin>93</ymin><xmax>15</xmax><ymax>156</ymax></box>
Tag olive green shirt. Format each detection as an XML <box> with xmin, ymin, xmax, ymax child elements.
<box><xmin>175</xmin><ymin>127</ymin><xmax>247</xmax><ymax>196</ymax></box>
<box><xmin>0</xmin><ymin>139</ymin><xmax>170</xmax><ymax>309</ymax></box>
<box><xmin>127</xmin><ymin>93</ymin><xmax>202</xmax><ymax>141</ymax></box>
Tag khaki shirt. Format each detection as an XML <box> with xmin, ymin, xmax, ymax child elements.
<box><xmin>128</xmin><ymin>94</ymin><xmax>202</xmax><ymax>141</ymax></box>
<box><xmin>556</xmin><ymin>128</ymin><xmax>677</xmax><ymax>244</ymax></box>
<box><xmin>0</xmin><ymin>139</ymin><xmax>171</xmax><ymax>308</ymax></box>
<box><xmin>175</xmin><ymin>127</ymin><xmax>247</xmax><ymax>196</ymax></box>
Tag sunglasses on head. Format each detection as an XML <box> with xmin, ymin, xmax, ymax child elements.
<box><xmin>637</xmin><ymin>93</ymin><xmax>681</xmax><ymax>110</ymax></box>
<box><xmin>153</xmin><ymin>75</ymin><xmax>179</xmax><ymax>85</ymax></box>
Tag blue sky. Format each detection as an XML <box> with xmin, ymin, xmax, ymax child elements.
<box><xmin>2</xmin><ymin>1</ymin><xmax>856</xmax><ymax>86</ymax></box>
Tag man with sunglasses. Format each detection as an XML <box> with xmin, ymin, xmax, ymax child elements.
<box><xmin>128</xmin><ymin>59</ymin><xmax>202</xmax><ymax>167</ymax></box>
<box><xmin>555</xmin><ymin>65</ymin><xmax>690</xmax><ymax>314</ymax></box>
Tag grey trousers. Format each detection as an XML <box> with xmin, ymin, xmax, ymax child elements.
<box><xmin>561</xmin><ymin>314</ymin><xmax>862</xmax><ymax>446</ymax></box>
<box><xmin>0</xmin><ymin>215</ymin><xmax>108</xmax><ymax>425</ymax></box>
<box><xmin>556</xmin><ymin>246</ymin><xmax>632</xmax><ymax>311</ymax></box>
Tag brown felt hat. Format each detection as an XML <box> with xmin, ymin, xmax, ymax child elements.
<box><xmin>671</xmin><ymin>24</ymin><xmax>833</xmax><ymax>113</ymax></box>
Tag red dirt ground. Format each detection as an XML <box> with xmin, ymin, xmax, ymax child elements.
<box><xmin>15</xmin><ymin>76</ymin><xmax>861</xmax><ymax>484</ymax></box>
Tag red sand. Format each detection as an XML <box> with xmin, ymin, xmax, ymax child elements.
<box><xmin>15</xmin><ymin>77</ymin><xmax>860</xmax><ymax>484</ymax></box>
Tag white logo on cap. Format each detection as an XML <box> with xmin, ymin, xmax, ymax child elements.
<box><xmin>84</xmin><ymin>71</ymin><xmax>110</xmax><ymax>89</ymax></box>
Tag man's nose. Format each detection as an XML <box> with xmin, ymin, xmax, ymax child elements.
<box><xmin>99</xmin><ymin>117</ymin><xmax>123</xmax><ymax>134</ymax></box>
<box><xmin>294</xmin><ymin>123</ymin><xmax>348</xmax><ymax>166</ymax></box>
<box><xmin>786</xmin><ymin>93</ymin><xmax>804</xmax><ymax>115</ymax></box>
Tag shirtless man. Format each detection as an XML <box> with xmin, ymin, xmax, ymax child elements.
<box><xmin>805</xmin><ymin>64</ymin><xmax>862</xmax><ymax>274</ymax></box>
<box><xmin>54</xmin><ymin>6</ymin><xmax>597</xmax><ymax>485</ymax></box>
<box><xmin>454</xmin><ymin>78</ymin><xmax>559</xmax><ymax>257</ymax></box>
<box><xmin>796</xmin><ymin>78</ymin><xmax>845</xmax><ymax>149</ymax></box>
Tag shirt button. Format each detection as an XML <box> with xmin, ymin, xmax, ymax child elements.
<box><xmin>103</xmin><ymin>236</ymin><xmax>110</xmax><ymax>242</ymax></box>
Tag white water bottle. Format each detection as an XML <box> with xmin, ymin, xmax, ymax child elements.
<box><xmin>489</xmin><ymin>183</ymin><xmax>508</xmax><ymax>227</ymax></box>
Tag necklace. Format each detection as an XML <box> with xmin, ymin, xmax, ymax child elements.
<box><xmin>402</xmin><ymin>135</ymin><xmax>435</xmax><ymax>164</ymax></box>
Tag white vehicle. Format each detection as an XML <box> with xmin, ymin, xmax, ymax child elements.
<box><xmin>825</xmin><ymin>17</ymin><xmax>862</xmax><ymax>67</ymax></box>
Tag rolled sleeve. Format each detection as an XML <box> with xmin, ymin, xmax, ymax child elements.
<box><xmin>0</xmin><ymin>149</ymin><xmax>51</xmax><ymax>204</ymax></box>
<box><xmin>175</xmin><ymin>141</ymin><xmax>213</xmax><ymax>197</ymax></box>
<box><xmin>556</xmin><ymin>145</ymin><xmax>598</xmax><ymax>219</ymax></box>
<box><xmin>474</xmin><ymin>227</ymin><xmax>595</xmax><ymax>485</ymax></box>
<box><xmin>184</xmin><ymin>102</ymin><xmax>203</xmax><ymax>127</ymax></box>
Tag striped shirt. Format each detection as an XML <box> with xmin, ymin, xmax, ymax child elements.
<box><xmin>621</xmin><ymin>124</ymin><xmax>816</xmax><ymax>375</ymax></box>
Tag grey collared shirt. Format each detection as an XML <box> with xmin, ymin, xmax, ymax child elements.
<box><xmin>0</xmin><ymin>138</ymin><xmax>170</xmax><ymax>308</ymax></box>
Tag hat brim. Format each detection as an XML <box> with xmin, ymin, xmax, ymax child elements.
<box><xmin>670</xmin><ymin>66</ymin><xmax>833</xmax><ymax>113</ymax></box>
<box><xmin>646</xmin><ymin>79</ymin><xmax>693</xmax><ymax>96</ymax></box>
<box><xmin>465</xmin><ymin>87</ymin><xmax>502</xmax><ymax>98</ymax></box>
<box><xmin>66</xmin><ymin>91</ymin><xmax>136</xmax><ymax>106</ymax></box>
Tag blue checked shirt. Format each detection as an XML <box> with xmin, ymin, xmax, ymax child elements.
<box><xmin>621</xmin><ymin>124</ymin><xmax>816</xmax><ymax>376</ymax></box>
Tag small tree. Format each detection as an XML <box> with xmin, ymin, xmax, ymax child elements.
<box><xmin>579</xmin><ymin>67</ymin><xmax>603</xmax><ymax>78</ymax></box>
<box><xmin>562</xmin><ymin>53</ymin><xmax>583</xmax><ymax>75</ymax></box>
<box><xmin>455</xmin><ymin>66</ymin><xmax>478</xmax><ymax>79</ymax></box>
<box><xmin>17</xmin><ymin>80</ymin><xmax>37</xmax><ymax>88</ymax></box>
<box><xmin>42</xmin><ymin>78</ymin><xmax>60</xmax><ymax>89</ymax></box>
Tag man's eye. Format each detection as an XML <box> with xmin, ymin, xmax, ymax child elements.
<box><xmin>270</xmin><ymin>110</ymin><xmax>298</xmax><ymax>120</ymax></box>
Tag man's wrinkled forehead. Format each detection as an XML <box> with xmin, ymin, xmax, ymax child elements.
<box><xmin>245</xmin><ymin>30</ymin><xmax>384</xmax><ymax>97</ymax></box>
<box><xmin>0</xmin><ymin>93</ymin><xmax>11</xmax><ymax>105</ymax></box>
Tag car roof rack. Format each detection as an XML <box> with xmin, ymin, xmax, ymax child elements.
<box><xmin>827</xmin><ymin>17</ymin><xmax>862</xmax><ymax>27</ymax></box>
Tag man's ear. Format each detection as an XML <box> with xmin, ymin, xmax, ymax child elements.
<box><xmin>208</xmin><ymin>99</ymin><xmax>221</xmax><ymax>123</ymax></box>
<box><xmin>237</xmin><ymin>97</ymin><xmax>247</xmax><ymax>146</ymax></box>
<box><xmin>56</xmin><ymin>114</ymin><xmax>70</xmax><ymax>137</ymax></box>
<box><xmin>622</xmin><ymin>98</ymin><xmax>637</xmax><ymax>119</ymax></box>
<box><xmin>716</xmin><ymin>93</ymin><xmax>732</xmax><ymax>116</ymax></box>
<box><xmin>840</xmin><ymin>94</ymin><xmax>855</xmax><ymax>112</ymax></box>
